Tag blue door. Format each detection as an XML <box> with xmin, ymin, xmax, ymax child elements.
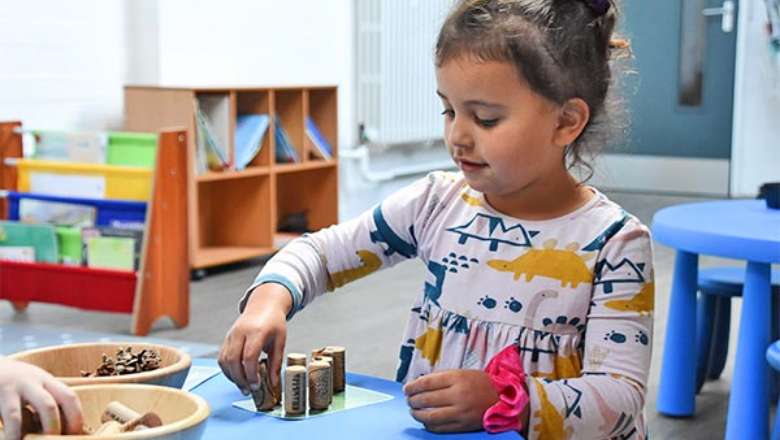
<box><xmin>616</xmin><ymin>0</ymin><xmax>738</xmax><ymax>159</ymax></box>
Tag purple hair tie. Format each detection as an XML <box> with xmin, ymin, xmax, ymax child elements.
<box><xmin>584</xmin><ymin>0</ymin><xmax>610</xmax><ymax>16</ymax></box>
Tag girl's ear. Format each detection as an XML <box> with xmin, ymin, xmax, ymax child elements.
<box><xmin>553</xmin><ymin>98</ymin><xmax>590</xmax><ymax>147</ymax></box>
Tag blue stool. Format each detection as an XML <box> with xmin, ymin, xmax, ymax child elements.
<box><xmin>767</xmin><ymin>341</ymin><xmax>780</xmax><ymax>440</ymax></box>
<box><xmin>696</xmin><ymin>266</ymin><xmax>780</xmax><ymax>393</ymax></box>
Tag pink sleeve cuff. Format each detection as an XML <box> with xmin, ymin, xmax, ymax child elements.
<box><xmin>482</xmin><ymin>344</ymin><xmax>529</xmax><ymax>433</ymax></box>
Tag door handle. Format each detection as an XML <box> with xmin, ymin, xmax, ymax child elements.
<box><xmin>702</xmin><ymin>0</ymin><xmax>735</xmax><ymax>33</ymax></box>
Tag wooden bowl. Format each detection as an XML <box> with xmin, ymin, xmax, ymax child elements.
<box><xmin>8</xmin><ymin>343</ymin><xmax>191</xmax><ymax>388</ymax></box>
<box><xmin>6</xmin><ymin>384</ymin><xmax>210</xmax><ymax>439</ymax></box>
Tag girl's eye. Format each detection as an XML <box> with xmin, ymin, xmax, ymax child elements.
<box><xmin>476</xmin><ymin>117</ymin><xmax>499</xmax><ymax>128</ymax></box>
<box><xmin>441</xmin><ymin>109</ymin><xmax>455</xmax><ymax>119</ymax></box>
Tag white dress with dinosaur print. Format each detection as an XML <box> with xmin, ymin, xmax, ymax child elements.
<box><xmin>240</xmin><ymin>171</ymin><xmax>654</xmax><ymax>440</ymax></box>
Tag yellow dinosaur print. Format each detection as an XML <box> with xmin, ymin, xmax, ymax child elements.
<box><xmin>487</xmin><ymin>240</ymin><xmax>594</xmax><ymax>288</ymax></box>
<box><xmin>532</xmin><ymin>378</ymin><xmax>574</xmax><ymax>439</ymax></box>
<box><xmin>460</xmin><ymin>190</ymin><xmax>483</xmax><ymax>207</ymax></box>
<box><xmin>604</xmin><ymin>281</ymin><xmax>655</xmax><ymax>315</ymax></box>
<box><xmin>328</xmin><ymin>250</ymin><xmax>382</xmax><ymax>289</ymax></box>
<box><xmin>415</xmin><ymin>327</ymin><xmax>443</xmax><ymax>366</ymax></box>
<box><xmin>531</xmin><ymin>351</ymin><xmax>582</xmax><ymax>380</ymax></box>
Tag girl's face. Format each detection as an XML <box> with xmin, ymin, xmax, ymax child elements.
<box><xmin>435</xmin><ymin>56</ymin><xmax>566</xmax><ymax>199</ymax></box>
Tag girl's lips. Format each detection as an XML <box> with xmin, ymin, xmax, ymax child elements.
<box><xmin>457</xmin><ymin>158</ymin><xmax>488</xmax><ymax>172</ymax></box>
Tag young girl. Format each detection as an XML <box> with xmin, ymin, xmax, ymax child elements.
<box><xmin>220</xmin><ymin>0</ymin><xmax>653</xmax><ymax>438</ymax></box>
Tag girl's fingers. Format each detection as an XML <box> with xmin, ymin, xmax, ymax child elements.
<box><xmin>43</xmin><ymin>379</ymin><xmax>83</xmax><ymax>434</ymax></box>
<box><xmin>20</xmin><ymin>383</ymin><xmax>62</xmax><ymax>435</ymax></box>
<box><xmin>0</xmin><ymin>392</ymin><xmax>23</xmax><ymax>440</ymax></box>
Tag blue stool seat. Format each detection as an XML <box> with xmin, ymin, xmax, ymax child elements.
<box><xmin>696</xmin><ymin>267</ymin><xmax>780</xmax><ymax>393</ymax></box>
<box><xmin>767</xmin><ymin>341</ymin><xmax>780</xmax><ymax>440</ymax></box>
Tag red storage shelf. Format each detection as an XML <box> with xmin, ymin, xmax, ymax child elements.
<box><xmin>0</xmin><ymin>261</ymin><xmax>136</xmax><ymax>313</ymax></box>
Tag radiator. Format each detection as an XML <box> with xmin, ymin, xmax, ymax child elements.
<box><xmin>356</xmin><ymin>0</ymin><xmax>453</xmax><ymax>146</ymax></box>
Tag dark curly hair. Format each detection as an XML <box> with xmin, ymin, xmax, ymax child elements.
<box><xmin>436</xmin><ymin>0</ymin><xmax>627</xmax><ymax>181</ymax></box>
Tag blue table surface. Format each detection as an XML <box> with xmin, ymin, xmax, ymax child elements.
<box><xmin>191</xmin><ymin>359</ymin><xmax>522</xmax><ymax>439</ymax></box>
<box><xmin>652</xmin><ymin>200</ymin><xmax>780</xmax><ymax>263</ymax></box>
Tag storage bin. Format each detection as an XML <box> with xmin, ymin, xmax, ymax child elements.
<box><xmin>107</xmin><ymin>132</ymin><xmax>157</xmax><ymax>168</ymax></box>
<box><xmin>6</xmin><ymin>191</ymin><xmax>147</xmax><ymax>226</ymax></box>
<box><xmin>16</xmin><ymin>159</ymin><xmax>152</xmax><ymax>201</ymax></box>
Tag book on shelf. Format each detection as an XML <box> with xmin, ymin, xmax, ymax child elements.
<box><xmin>81</xmin><ymin>225</ymin><xmax>143</xmax><ymax>270</ymax></box>
<box><xmin>273</xmin><ymin>117</ymin><xmax>300</xmax><ymax>163</ymax></box>
<box><xmin>0</xmin><ymin>221</ymin><xmax>59</xmax><ymax>263</ymax></box>
<box><xmin>194</xmin><ymin>95</ymin><xmax>232</xmax><ymax>173</ymax></box>
<box><xmin>0</xmin><ymin>246</ymin><xmax>35</xmax><ymax>263</ymax></box>
<box><xmin>31</xmin><ymin>130</ymin><xmax>108</xmax><ymax>164</ymax></box>
<box><xmin>304</xmin><ymin>116</ymin><xmax>333</xmax><ymax>160</ymax></box>
<box><xmin>18</xmin><ymin>198</ymin><xmax>96</xmax><ymax>228</ymax></box>
<box><xmin>235</xmin><ymin>114</ymin><xmax>270</xmax><ymax>170</ymax></box>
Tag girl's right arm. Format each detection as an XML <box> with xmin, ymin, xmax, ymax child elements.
<box><xmin>219</xmin><ymin>172</ymin><xmax>450</xmax><ymax>394</ymax></box>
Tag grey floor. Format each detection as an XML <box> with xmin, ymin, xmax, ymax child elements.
<box><xmin>0</xmin><ymin>154</ymin><xmax>770</xmax><ymax>438</ymax></box>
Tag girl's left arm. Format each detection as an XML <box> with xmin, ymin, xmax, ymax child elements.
<box><xmin>523</xmin><ymin>218</ymin><xmax>654</xmax><ymax>440</ymax></box>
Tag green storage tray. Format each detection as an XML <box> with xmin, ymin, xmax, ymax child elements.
<box><xmin>55</xmin><ymin>226</ymin><xmax>82</xmax><ymax>265</ymax></box>
<box><xmin>107</xmin><ymin>132</ymin><xmax>157</xmax><ymax>168</ymax></box>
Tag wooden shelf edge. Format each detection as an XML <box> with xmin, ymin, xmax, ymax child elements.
<box><xmin>273</xmin><ymin>160</ymin><xmax>337</xmax><ymax>174</ymax></box>
<box><xmin>193</xmin><ymin>246</ymin><xmax>276</xmax><ymax>269</ymax></box>
<box><xmin>196</xmin><ymin>167</ymin><xmax>270</xmax><ymax>182</ymax></box>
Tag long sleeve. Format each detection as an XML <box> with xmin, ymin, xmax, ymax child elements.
<box><xmin>239</xmin><ymin>172</ymin><xmax>448</xmax><ymax>318</ymax></box>
<box><xmin>524</xmin><ymin>217</ymin><xmax>654</xmax><ymax>440</ymax></box>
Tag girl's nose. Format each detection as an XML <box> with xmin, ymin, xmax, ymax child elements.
<box><xmin>447</xmin><ymin>116</ymin><xmax>473</xmax><ymax>150</ymax></box>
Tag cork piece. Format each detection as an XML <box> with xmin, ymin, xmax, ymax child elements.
<box><xmin>286</xmin><ymin>353</ymin><xmax>307</xmax><ymax>368</ymax></box>
<box><xmin>100</xmin><ymin>401</ymin><xmax>162</xmax><ymax>432</ymax></box>
<box><xmin>284</xmin><ymin>365</ymin><xmax>307</xmax><ymax>415</ymax></box>
<box><xmin>93</xmin><ymin>420</ymin><xmax>123</xmax><ymax>435</ymax></box>
<box><xmin>311</xmin><ymin>355</ymin><xmax>334</xmax><ymax>403</ymax></box>
<box><xmin>81</xmin><ymin>346</ymin><xmax>161</xmax><ymax>377</ymax></box>
<box><xmin>251</xmin><ymin>359</ymin><xmax>280</xmax><ymax>411</ymax></box>
<box><xmin>313</xmin><ymin>346</ymin><xmax>345</xmax><ymax>393</ymax></box>
<box><xmin>308</xmin><ymin>360</ymin><xmax>332</xmax><ymax>411</ymax></box>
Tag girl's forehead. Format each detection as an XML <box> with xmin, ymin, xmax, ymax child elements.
<box><xmin>436</xmin><ymin>56</ymin><xmax>529</xmax><ymax>101</ymax></box>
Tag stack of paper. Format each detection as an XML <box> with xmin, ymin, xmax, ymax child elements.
<box><xmin>235</xmin><ymin>114</ymin><xmax>270</xmax><ymax>170</ymax></box>
<box><xmin>305</xmin><ymin>117</ymin><xmax>333</xmax><ymax>160</ymax></box>
<box><xmin>274</xmin><ymin>117</ymin><xmax>300</xmax><ymax>163</ymax></box>
<box><xmin>195</xmin><ymin>95</ymin><xmax>232</xmax><ymax>173</ymax></box>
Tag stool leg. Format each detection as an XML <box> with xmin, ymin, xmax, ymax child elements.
<box><xmin>725</xmin><ymin>262</ymin><xmax>771</xmax><ymax>439</ymax></box>
<box><xmin>657</xmin><ymin>250</ymin><xmax>698</xmax><ymax>416</ymax></box>
<box><xmin>696</xmin><ymin>290</ymin><xmax>716</xmax><ymax>393</ymax></box>
<box><xmin>706</xmin><ymin>296</ymin><xmax>731</xmax><ymax>381</ymax></box>
<box><xmin>773</xmin><ymin>395</ymin><xmax>780</xmax><ymax>440</ymax></box>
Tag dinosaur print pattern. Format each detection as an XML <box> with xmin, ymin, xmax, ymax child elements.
<box><xmin>328</xmin><ymin>250</ymin><xmax>382</xmax><ymax>288</ymax></box>
<box><xmin>250</xmin><ymin>172</ymin><xmax>653</xmax><ymax>440</ymax></box>
<box><xmin>488</xmin><ymin>240</ymin><xmax>595</xmax><ymax>288</ymax></box>
<box><xmin>604</xmin><ymin>282</ymin><xmax>655</xmax><ymax>315</ymax></box>
<box><xmin>446</xmin><ymin>213</ymin><xmax>539</xmax><ymax>252</ymax></box>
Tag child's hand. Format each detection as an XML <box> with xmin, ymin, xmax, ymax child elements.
<box><xmin>218</xmin><ymin>283</ymin><xmax>291</xmax><ymax>396</ymax></box>
<box><xmin>0</xmin><ymin>357</ymin><xmax>84</xmax><ymax>439</ymax></box>
<box><xmin>403</xmin><ymin>369</ymin><xmax>499</xmax><ymax>433</ymax></box>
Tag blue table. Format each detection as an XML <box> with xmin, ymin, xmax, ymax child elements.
<box><xmin>653</xmin><ymin>200</ymin><xmax>780</xmax><ymax>439</ymax></box>
<box><xmin>190</xmin><ymin>359</ymin><xmax>521</xmax><ymax>439</ymax></box>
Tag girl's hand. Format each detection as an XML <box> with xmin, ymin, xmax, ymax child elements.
<box><xmin>0</xmin><ymin>358</ymin><xmax>84</xmax><ymax>439</ymax></box>
<box><xmin>218</xmin><ymin>283</ymin><xmax>291</xmax><ymax>395</ymax></box>
<box><xmin>403</xmin><ymin>369</ymin><xmax>499</xmax><ymax>433</ymax></box>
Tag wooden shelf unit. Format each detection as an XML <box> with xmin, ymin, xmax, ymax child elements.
<box><xmin>0</xmin><ymin>122</ymin><xmax>189</xmax><ymax>335</ymax></box>
<box><xmin>124</xmin><ymin>86</ymin><xmax>339</xmax><ymax>271</ymax></box>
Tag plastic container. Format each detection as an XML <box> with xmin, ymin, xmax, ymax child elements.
<box><xmin>6</xmin><ymin>192</ymin><xmax>147</xmax><ymax>226</ymax></box>
<box><xmin>107</xmin><ymin>132</ymin><xmax>157</xmax><ymax>168</ymax></box>
<box><xmin>16</xmin><ymin>159</ymin><xmax>152</xmax><ymax>201</ymax></box>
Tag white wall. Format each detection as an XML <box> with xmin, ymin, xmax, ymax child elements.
<box><xmin>730</xmin><ymin>0</ymin><xmax>780</xmax><ymax>196</ymax></box>
<box><xmin>146</xmin><ymin>0</ymin><xmax>356</xmax><ymax>148</ymax></box>
<box><xmin>0</xmin><ymin>0</ymin><xmax>127</xmax><ymax>130</ymax></box>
